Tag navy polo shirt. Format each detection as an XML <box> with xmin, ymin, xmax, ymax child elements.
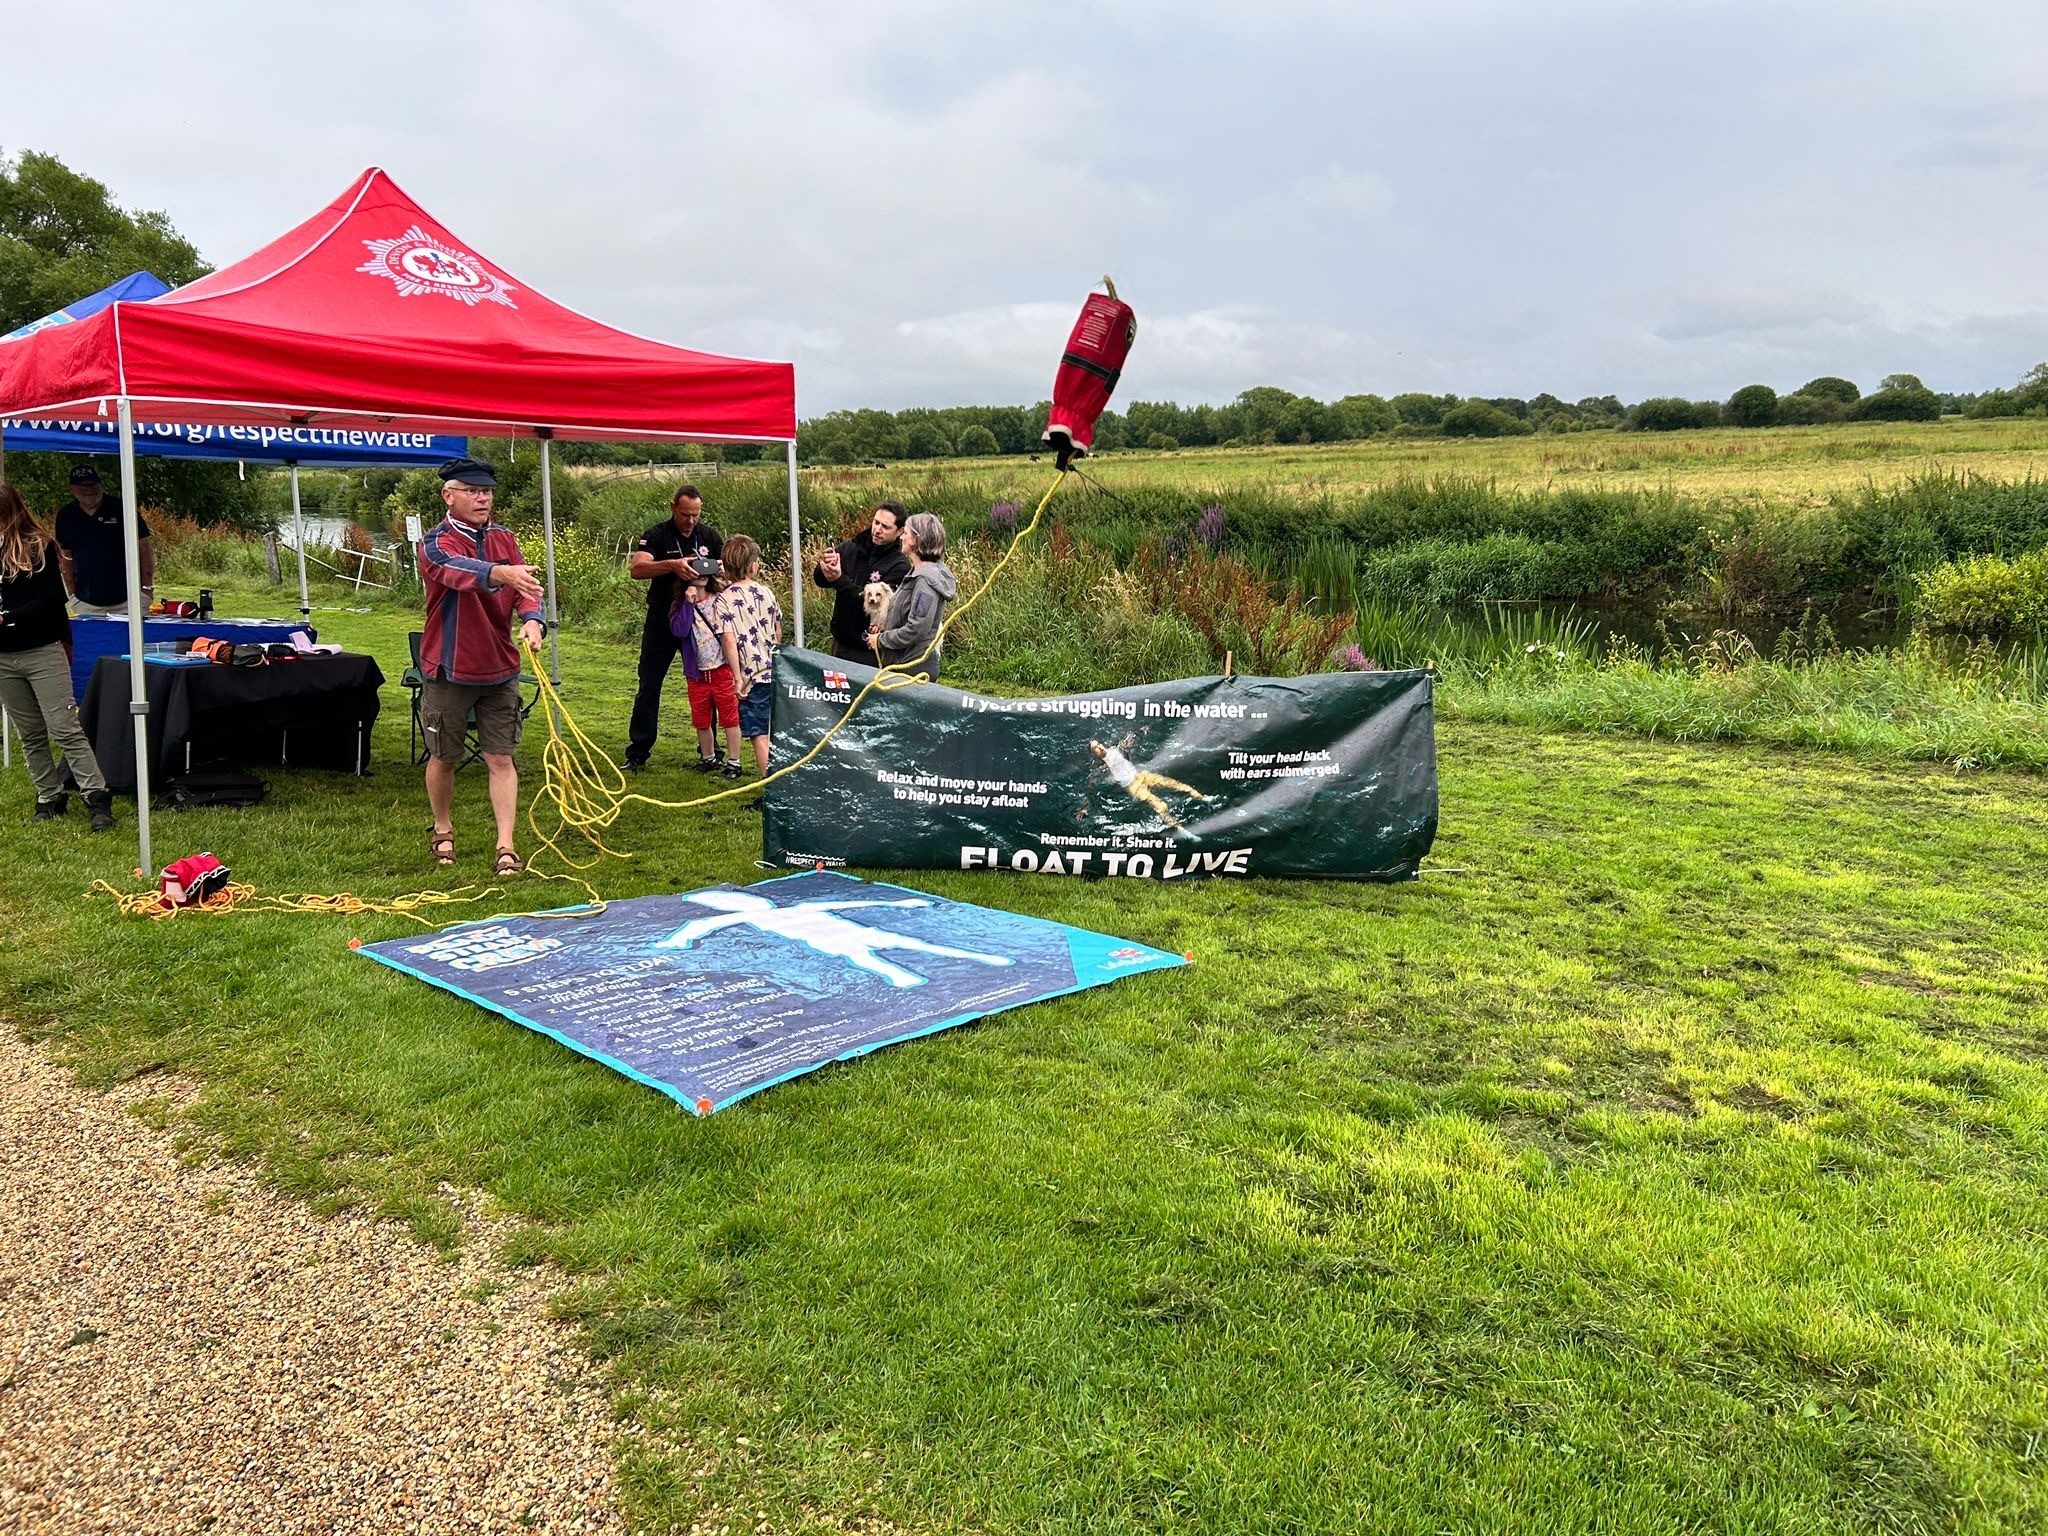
<box><xmin>54</xmin><ymin>496</ymin><xmax>150</xmax><ymax>607</ymax></box>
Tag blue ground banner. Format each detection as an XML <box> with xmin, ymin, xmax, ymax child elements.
<box><xmin>356</xmin><ymin>871</ymin><xmax>1186</xmax><ymax>1114</ymax></box>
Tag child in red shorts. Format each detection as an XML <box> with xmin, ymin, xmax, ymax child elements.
<box><xmin>677</xmin><ymin>572</ymin><xmax>743</xmax><ymax>776</ymax></box>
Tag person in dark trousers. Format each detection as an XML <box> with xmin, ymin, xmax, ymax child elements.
<box><xmin>0</xmin><ymin>480</ymin><xmax>115</xmax><ymax>829</ymax></box>
<box><xmin>812</xmin><ymin>500</ymin><xmax>911</xmax><ymax>665</ymax></box>
<box><xmin>625</xmin><ymin>483</ymin><xmax>724</xmax><ymax>770</ymax></box>
<box><xmin>53</xmin><ymin>464</ymin><xmax>152</xmax><ymax>614</ymax></box>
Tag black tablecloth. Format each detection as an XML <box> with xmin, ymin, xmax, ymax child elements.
<box><xmin>66</xmin><ymin>615</ymin><xmax>314</xmax><ymax>699</ymax></box>
<box><xmin>81</xmin><ymin>653</ymin><xmax>384</xmax><ymax>794</ymax></box>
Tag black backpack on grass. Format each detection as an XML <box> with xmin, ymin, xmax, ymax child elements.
<box><xmin>160</xmin><ymin>773</ymin><xmax>269</xmax><ymax>810</ymax></box>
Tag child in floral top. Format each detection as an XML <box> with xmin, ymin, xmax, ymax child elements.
<box><xmin>713</xmin><ymin>535</ymin><xmax>784</xmax><ymax>776</ymax></box>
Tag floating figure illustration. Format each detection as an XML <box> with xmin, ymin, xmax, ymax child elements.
<box><xmin>658</xmin><ymin>889</ymin><xmax>1016</xmax><ymax>989</ymax></box>
<box><xmin>1089</xmin><ymin>738</ymin><xmax>1209</xmax><ymax>832</ymax></box>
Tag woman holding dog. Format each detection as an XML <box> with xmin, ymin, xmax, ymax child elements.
<box><xmin>812</xmin><ymin>500</ymin><xmax>911</xmax><ymax>665</ymax></box>
<box><xmin>870</xmin><ymin>512</ymin><xmax>958</xmax><ymax>681</ymax></box>
<box><xmin>0</xmin><ymin>480</ymin><xmax>115</xmax><ymax>831</ymax></box>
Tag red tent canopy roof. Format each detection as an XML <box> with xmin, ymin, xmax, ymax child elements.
<box><xmin>0</xmin><ymin>168</ymin><xmax>795</xmax><ymax>442</ymax></box>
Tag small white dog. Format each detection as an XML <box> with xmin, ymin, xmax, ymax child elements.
<box><xmin>861</xmin><ymin>576</ymin><xmax>892</xmax><ymax>645</ymax></box>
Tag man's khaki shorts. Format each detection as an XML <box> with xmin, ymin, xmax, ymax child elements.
<box><xmin>420</xmin><ymin>677</ymin><xmax>524</xmax><ymax>762</ymax></box>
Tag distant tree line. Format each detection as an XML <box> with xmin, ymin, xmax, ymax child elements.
<box><xmin>560</xmin><ymin>370</ymin><xmax>2036</xmax><ymax>470</ymax></box>
<box><xmin>1959</xmin><ymin>362</ymin><xmax>2048</xmax><ymax>420</ymax></box>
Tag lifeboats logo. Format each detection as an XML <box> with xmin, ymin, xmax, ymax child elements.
<box><xmin>357</xmin><ymin>226</ymin><xmax>518</xmax><ymax>309</ymax></box>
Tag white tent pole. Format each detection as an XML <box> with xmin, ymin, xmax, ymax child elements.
<box><xmin>537</xmin><ymin>431</ymin><xmax>561</xmax><ymax>685</ymax></box>
<box><xmin>289</xmin><ymin>464</ymin><xmax>311</xmax><ymax>622</ymax></box>
<box><xmin>117</xmin><ymin>399</ymin><xmax>153</xmax><ymax>876</ymax></box>
<box><xmin>786</xmin><ymin>439</ymin><xmax>804</xmax><ymax>648</ymax></box>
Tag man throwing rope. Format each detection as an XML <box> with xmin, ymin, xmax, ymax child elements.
<box><xmin>419</xmin><ymin>457</ymin><xmax>545</xmax><ymax>875</ymax></box>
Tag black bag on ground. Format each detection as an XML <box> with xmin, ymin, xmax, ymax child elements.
<box><xmin>161</xmin><ymin>772</ymin><xmax>269</xmax><ymax>809</ymax></box>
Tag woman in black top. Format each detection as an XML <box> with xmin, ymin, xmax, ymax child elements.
<box><xmin>0</xmin><ymin>481</ymin><xmax>114</xmax><ymax>829</ymax></box>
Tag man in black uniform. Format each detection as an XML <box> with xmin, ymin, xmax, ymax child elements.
<box><xmin>812</xmin><ymin>500</ymin><xmax>912</xmax><ymax>665</ymax></box>
<box><xmin>54</xmin><ymin>465</ymin><xmax>153</xmax><ymax>614</ymax></box>
<box><xmin>624</xmin><ymin>483</ymin><xmax>724</xmax><ymax>770</ymax></box>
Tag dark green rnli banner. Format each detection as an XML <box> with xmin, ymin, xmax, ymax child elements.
<box><xmin>762</xmin><ymin>650</ymin><xmax>1438</xmax><ymax>882</ymax></box>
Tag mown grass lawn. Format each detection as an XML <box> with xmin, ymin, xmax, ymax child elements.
<box><xmin>6</xmin><ymin>578</ymin><xmax>2047</xmax><ymax>1533</ymax></box>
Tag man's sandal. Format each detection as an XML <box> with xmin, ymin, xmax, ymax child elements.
<box><xmin>431</xmin><ymin>829</ymin><xmax>456</xmax><ymax>867</ymax></box>
<box><xmin>494</xmin><ymin>847</ymin><xmax>526</xmax><ymax>876</ymax></box>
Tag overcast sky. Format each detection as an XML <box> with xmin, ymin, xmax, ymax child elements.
<box><xmin>6</xmin><ymin>1</ymin><xmax>2047</xmax><ymax>415</ymax></box>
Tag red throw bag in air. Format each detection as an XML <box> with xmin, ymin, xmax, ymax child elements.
<box><xmin>1043</xmin><ymin>278</ymin><xmax>1136</xmax><ymax>469</ymax></box>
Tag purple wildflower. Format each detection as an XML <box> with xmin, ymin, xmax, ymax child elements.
<box><xmin>1195</xmin><ymin>504</ymin><xmax>1225</xmax><ymax>550</ymax></box>
<box><xmin>989</xmin><ymin>500</ymin><xmax>1021</xmax><ymax>536</ymax></box>
<box><xmin>1338</xmin><ymin>643</ymin><xmax>1380</xmax><ymax>672</ymax></box>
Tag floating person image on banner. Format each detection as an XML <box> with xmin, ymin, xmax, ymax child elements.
<box><xmin>658</xmin><ymin>889</ymin><xmax>1018</xmax><ymax>990</ymax></box>
<box><xmin>1088</xmin><ymin>737</ymin><xmax>1209</xmax><ymax>834</ymax></box>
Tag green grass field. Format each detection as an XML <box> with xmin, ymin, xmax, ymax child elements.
<box><xmin>791</xmin><ymin>416</ymin><xmax>2048</xmax><ymax>507</ymax></box>
<box><xmin>5</xmin><ymin>576</ymin><xmax>2046</xmax><ymax>1532</ymax></box>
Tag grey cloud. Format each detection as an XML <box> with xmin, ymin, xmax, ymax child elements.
<box><xmin>8</xmin><ymin>2</ymin><xmax>2048</xmax><ymax>412</ymax></box>
<box><xmin>1654</xmin><ymin>291</ymin><xmax>1883</xmax><ymax>344</ymax></box>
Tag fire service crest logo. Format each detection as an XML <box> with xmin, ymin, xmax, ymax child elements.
<box><xmin>357</xmin><ymin>226</ymin><xmax>517</xmax><ymax>308</ymax></box>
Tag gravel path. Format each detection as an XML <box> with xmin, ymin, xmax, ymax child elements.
<box><xmin>0</xmin><ymin>1030</ymin><xmax>624</xmax><ymax>1535</ymax></box>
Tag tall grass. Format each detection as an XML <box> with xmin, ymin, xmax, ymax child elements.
<box><xmin>155</xmin><ymin>471</ymin><xmax>2048</xmax><ymax>772</ymax></box>
<box><xmin>461</xmin><ymin>450</ymin><xmax>2048</xmax><ymax>641</ymax></box>
<box><xmin>1447</xmin><ymin>629</ymin><xmax>2048</xmax><ymax>769</ymax></box>
<box><xmin>147</xmin><ymin>511</ymin><xmax>277</xmax><ymax>585</ymax></box>
<box><xmin>694</xmin><ymin>465</ymin><xmax>2048</xmax><ymax>615</ymax></box>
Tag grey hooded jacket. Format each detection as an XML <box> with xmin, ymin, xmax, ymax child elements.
<box><xmin>876</xmin><ymin>560</ymin><xmax>959</xmax><ymax>675</ymax></box>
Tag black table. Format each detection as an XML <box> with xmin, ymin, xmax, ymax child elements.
<box><xmin>81</xmin><ymin>653</ymin><xmax>384</xmax><ymax>794</ymax></box>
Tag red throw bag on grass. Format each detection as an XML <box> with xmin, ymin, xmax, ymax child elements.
<box><xmin>159</xmin><ymin>853</ymin><xmax>232</xmax><ymax>908</ymax></box>
<box><xmin>1043</xmin><ymin>278</ymin><xmax>1136</xmax><ymax>468</ymax></box>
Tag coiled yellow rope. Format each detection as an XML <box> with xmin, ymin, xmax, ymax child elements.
<box><xmin>517</xmin><ymin>469</ymin><xmax>1068</xmax><ymax>889</ymax></box>
<box><xmin>88</xmin><ymin>470</ymin><xmax>1069</xmax><ymax>927</ymax></box>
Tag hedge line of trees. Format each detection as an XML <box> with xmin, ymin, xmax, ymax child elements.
<box><xmin>563</xmin><ymin>370</ymin><xmax>2037</xmax><ymax>470</ymax></box>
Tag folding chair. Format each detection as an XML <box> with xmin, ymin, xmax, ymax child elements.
<box><xmin>404</xmin><ymin>631</ymin><xmax>539</xmax><ymax>769</ymax></box>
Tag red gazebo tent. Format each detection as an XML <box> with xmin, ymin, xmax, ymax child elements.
<box><xmin>0</xmin><ymin>168</ymin><xmax>801</xmax><ymax>872</ymax></box>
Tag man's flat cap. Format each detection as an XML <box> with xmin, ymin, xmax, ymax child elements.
<box><xmin>438</xmin><ymin>457</ymin><xmax>496</xmax><ymax>487</ymax></box>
